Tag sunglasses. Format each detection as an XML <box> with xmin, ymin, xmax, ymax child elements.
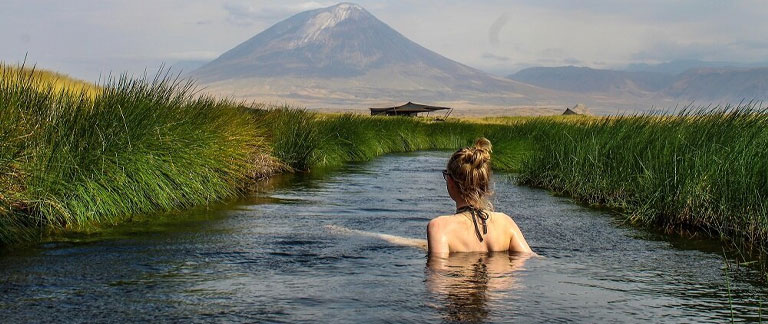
<box><xmin>442</xmin><ymin>169</ymin><xmax>452</xmax><ymax>181</ymax></box>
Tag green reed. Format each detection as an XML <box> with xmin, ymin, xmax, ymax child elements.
<box><xmin>0</xmin><ymin>66</ymin><xmax>262</xmax><ymax>243</ymax></box>
<box><xmin>517</xmin><ymin>105</ymin><xmax>768</xmax><ymax>256</ymax></box>
<box><xmin>256</xmin><ymin>108</ymin><xmax>535</xmax><ymax>172</ymax></box>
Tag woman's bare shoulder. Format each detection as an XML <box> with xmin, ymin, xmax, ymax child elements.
<box><xmin>429</xmin><ymin>214</ymin><xmax>455</xmax><ymax>223</ymax></box>
<box><xmin>428</xmin><ymin>214</ymin><xmax>466</xmax><ymax>235</ymax></box>
<box><xmin>492</xmin><ymin>211</ymin><xmax>533</xmax><ymax>253</ymax></box>
<box><xmin>428</xmin><ymin>215</ymin><xmax>453</xmax><ymax>229</ymax></box>
<box><xmin>490</xmin><ymin>211</ymin><xmax>514</xmax><ymax>221</ymax></box>
<box><xmin>491</xmin><ymin>211</ymin><xmax>523</xmax><ymax>229</ymax></box>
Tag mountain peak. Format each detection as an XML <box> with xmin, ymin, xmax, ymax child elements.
<box><xmin>191</xmin><ymin>1</ymin><xmax>532</xmax><ymax>98</ymax></box>
<box><xmin>329</xmin><ymin>2</ymin><xmax>365</xmax><ymax>12</ymax></box>
<box><xmin>296</xmin><ymin>2</ymin><xmax>370</xmax><ymax>45</ymax></box>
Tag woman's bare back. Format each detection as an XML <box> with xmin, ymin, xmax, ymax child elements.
<box><xmin>427</xmin><ymin>211</ymin><xmax>531</xmax><ymax>254</ymax></box>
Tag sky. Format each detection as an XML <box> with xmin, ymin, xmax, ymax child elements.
<box><xmin>3</xmin><ymin>0</ymin><xmax>768</xmax><ymax>81</ymax></box>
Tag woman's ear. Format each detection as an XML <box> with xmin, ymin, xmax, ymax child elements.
<box><xmin>446</xmin><ymin>177</ymin><xmax>457</xmax><ymax>194</ymax></box>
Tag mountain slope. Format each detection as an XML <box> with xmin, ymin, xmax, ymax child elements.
<box><xmin>195</xmin><ymin>3</ymin><xmax>475</xmax><ymax>80</ymax></box>
<box><xmin>625</xmin><ymin>59</ymin><xmax>768</xmax><ymax>74</ymax></box>
<box><xmin>190</xmin><ymin>3</ymin><xmax>574</xmax><ymax>109</ymax></box>
<box><xmin>508</xmin><ymin>66</ymin><xmax>674</xmax><ymax>94</ymax></box>
<box><xmin>664</xmin><ymin>68</ymin><xmax>768</xmax><ymax>101</ymax></box>
<box><xmin>508</xmin><ymin>65</ymin><xmax>768</xmax><ymax>103</ymax></box>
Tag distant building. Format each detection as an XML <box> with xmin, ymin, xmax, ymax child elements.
<box><xmin>370</xmin><ymin>102</ymin><xmax>451</xmax><ymax>117</ymax></box>
<box><xmin>563</xmin><ymin>104</ymin><xmax>591</xmax><ymax>115</ymax></box>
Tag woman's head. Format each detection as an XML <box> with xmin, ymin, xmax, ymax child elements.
<box><xmin>444</xmin><ymin>138</ymin><xmax>493</xmax><ymax>209</ymax></box>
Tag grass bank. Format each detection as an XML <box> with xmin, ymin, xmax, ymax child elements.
<box><xmin>517</xmin><ymin>106</ymin><xmax>768</xmax><ymax>257</ymax></box>
<box><xmin>259</xmin><ymin>108</ymin><xmax>532</xmax><ymax>172</ymax></box>
<box><xmin>0</xmin><ymin>65</ymin><xmax>264</xmax><ymax>243</ymax></box>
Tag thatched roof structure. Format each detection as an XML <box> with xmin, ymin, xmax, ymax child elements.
<box><xmin>563</xmin><ymin>104</ymin><xmax>591</xmax><ymax>115</ymax></box>
<box><xmin>370</xmin><ymin>102</ymin><xmax>451</xmax><ymax>116</ymax></box>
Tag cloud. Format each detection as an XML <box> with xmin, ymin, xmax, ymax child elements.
<box><xmin>165</xmin><ymin>51</ymin><xmax>221</xmax><ymax>61</ymax></box>
<box><xmin>563</xmin><ymin>58</ymin><xmax>582</xmax><ymax>65</ymax></box>
<box><xmin>539</xmin><ymin>48</ymin><xmax>567</xmax><ymax>58</ymax></box>
<box><xmin>727</xmin><ymin>40</ymin><xmax>768</xmax><ymax>52</ymax></box>
<box><xmin>488</xmin><ymin>13</ymin><xmax>509</xmax><ymax>47</ymax></box>
<box><xmin>631</xmin><ymin>40</ymin><xmax>731</xmax><ymax>62</ymax></box>
<box><xmin>482</xmin><ymin>52</ymin><xmax>510</xmax><ymax>62</ymax></box>
<box><xmin>223</xmin><ymin>1</ymin><xmax>331</xmax><ymax>26</ymax></box>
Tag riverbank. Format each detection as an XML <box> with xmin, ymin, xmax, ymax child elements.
<box><xmin>2</xmin><ymin>66</ymin><xmax>767</xmax><ymax>269</ymax></box>
<box><xmin>517</xmin><ymin>108</ymin><xmax>768</xmax><ymax>258</ymax></box>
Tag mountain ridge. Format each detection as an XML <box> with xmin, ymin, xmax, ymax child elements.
<box><xmin>190</xmin><ymin>2</ymin><xmax>588</xmax><ymax>111</ymax></box>
<box><xmin>508</xmin><ymin>65</ymin><xmax>768</xmax><ymax>103</ymax></box>
<box><xmin>191</xmin><ymin>3</ymin><xmax>767</xmax><ymax>113</ymax></box>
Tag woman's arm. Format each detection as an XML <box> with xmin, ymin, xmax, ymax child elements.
<box><xmin>326</xmin><ymin>225</ymin><xmax>427</xmax><ymax>250</ymax></box>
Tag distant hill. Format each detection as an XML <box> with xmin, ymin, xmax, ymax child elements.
<box><xmin>664</xmin><ymin>68</ymin><xmax>768</xmax><ymax>101</ymax></box>
<box><xmin>625</xmin><ymin>59</ymin><xmax>768</xmax><ymax>75</ymax></box>
<box><xmin>190</xmin><ymin>3</ymin><xmax>581</xmax><ymax>109</ymax></box>
<box><xmin>508</xmin><ymin>65</ymin><xmax>768</xmax><ymax>103</ymax></box>
<box><xmin>508</xmin><ymin>66</ymin><xmax>674</xmax><ymax>94</ymax></box>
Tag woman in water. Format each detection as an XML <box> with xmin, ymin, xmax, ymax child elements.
<box><xmin>427</xmin><ymin>138</ymin><xmax>532</xmax><ymax>255</ymax></box>
<box><xmin>327</xmin><ymin>137</ymin><xmax>532</xmax><ymax>254</ymax></box>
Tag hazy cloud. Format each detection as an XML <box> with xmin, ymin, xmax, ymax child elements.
<box><xmin>165</xmin><ymin>51</ymin><xmax>221</xmax><ymax>61</ymax></box>
<box><xmin>488</xmin><ymin>13</ymin><xmax>509</xmax><ymax>47</ymax></box>
<box><xmin>482</xmin><ymin>52</ymin><xmax>510</xmax><ymax>62</ymax></box>
<box><xmin>539</xmin><ymin>48</ymin><xmax>567</xmax><ymax>58</ymax></box>
<box><xmin>563</xmin><ymin>58</ymin><xmax>582</xmax><ymax>65</ymax></box>
<box><xmin>630</xmin><ymin>39</ymin><xmax>768</xmax><ymax>63</ymax></box>
<box><xmin>223</xmin><ymin>1</ymin><xmax>331</xmax><ymax>26</ymax></box>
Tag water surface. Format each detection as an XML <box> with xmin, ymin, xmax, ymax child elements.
<box><xmin>1</xmin><ymin>151</ymin><xmax>766</xmax><ymax>323</ymax></box>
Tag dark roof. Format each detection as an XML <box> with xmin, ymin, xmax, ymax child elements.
<box><xmin>562</xmin><ymin>104</ymin><xmax>591</xmax><ymax>115</ymax></box>
<box><xmin>369</xmin><ymin>102</ymin><xmax>451</xmax><ymax>113</ymax></box>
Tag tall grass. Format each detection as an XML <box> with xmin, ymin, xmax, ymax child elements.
<box><xmin>262</xmin><ymin>110</ymin><xmax>479</xmax><ymax>170</ymax></box>
<box><xmin>518</xmin><ymin>105</ymin><xmax>768</xmax><ymax>255</ymax></box>
<box><xmin>0</xmin><ymin>65</ymin><xmax>262</xmax><ymax>243</ymax></box>
<box><xmin>258</xmin><ymin>108</ymin><xmax>535</xmax><ymax>172</ymax></box>
<box><xmin>0</xmin><ymin>62</ymin><xmax>100</xmax><ymax>96</ymax></box>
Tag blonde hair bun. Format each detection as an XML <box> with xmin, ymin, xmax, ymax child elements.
<box><xmin>446</xmin><ymin>137</ymin><xmax>494</xmax><ymax>210</ymax></box>
<box><xmin>471</xmin><ymin>137</ymin><xmax>492</xmax><ymax>167</ymax></box>
<box><xmin>474</xmin><ymin>137</ymin><xmax>492</xmax><ymax>153</ymax></box>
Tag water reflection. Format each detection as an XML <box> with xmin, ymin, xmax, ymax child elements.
<box><xmin>426</xmin><ymin>252</ymin><xmax>531</xmax><ymax>322</ymax></box>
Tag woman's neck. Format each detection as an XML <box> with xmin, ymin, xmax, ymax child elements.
<box><xmin>454</xmin><ymin>199</ymin><xmax>470</xmax><ymax>210</ymax></box>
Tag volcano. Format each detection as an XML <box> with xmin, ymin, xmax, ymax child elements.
<box><xmin>191</xmin><ymin>3</ymin><xmax>574</xmax><ymax>110</ymax></box>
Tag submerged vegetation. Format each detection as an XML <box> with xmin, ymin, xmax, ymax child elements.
<box><xmin>2</xmin><ymin>64</ymin><xmax>768</xmax><ymax>268</ymax></box>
